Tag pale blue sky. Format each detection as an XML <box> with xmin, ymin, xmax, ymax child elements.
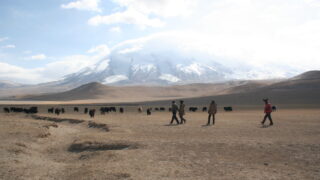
<box><xmin>1</xmin><ymin>0</ymin><xmax>320</xmax><ymax>83</ymax></box>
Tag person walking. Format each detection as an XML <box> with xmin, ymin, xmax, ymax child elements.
<box><xmin>261</xmin><ymin>98</ymin><xmax>273</xmax><ymax>126</ymax></box>
<box><xmin>179</xmin><ymin>100</ymin><xmax>186</xmax><ymax>124</ymax></box>
<box><xmin>170</xmin><ymin>101</ymin><xmax>180</xmax><ymax>125</ymax></box>
<box><xmin>207</xmin><ymin>100</ymin><xmax>217</xmax><ymax>125</ymax></box>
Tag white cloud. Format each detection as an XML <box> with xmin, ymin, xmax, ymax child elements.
<box><xmin>118</xmin><ymin>45</ymin><xmax>143</xmax><ymax>54</ymax></box>
<box><xmin>87</xmin><ymin>44</ymin><xmax>110</xmax><ymax>57</ymax></box>
<box><xmin>87</xmin><ymin>0</ymin><xmax>195</xmax><ymax>28</ymax></box>
<box><xmin>0</xmin><ymin>37</ymin><xmax>9</xmax><ymax>42</ymax></box>
<box><xmin>30</xmin><ymin>54</ymin><xmax>46</xmax><ymax>60</ymax></box>
<box><xmin>0</xmin><ymin>45</ymin><xmax>110</xmax><ymax>84</ymax></box>
<box><xmin>2</xmin><ymin>44</ymin><xmax>15</xmax><ymax>48</ymax></box>
<box><xmin>109</xmin><ymin>26</ymin><xmax>122</xmax><ymax>33</ymax></box>
<box><xmin>61</xmin><ymin>0</ymin><xmax>101</xmax><ymax>12</ymax></box>
<box><xmin>113</xmin><ymin>0</ymin><xmax>196</xmax><ymax>18</ymax></box>
<box><xmin>0</xmin><ymin>62</ymin><xmax>45</xmax><ymax>84</ymax></box>
<box><xmin>88</xmin><ymin>9</ymin><xmax>165</xmax><ymax>28</ymax></box>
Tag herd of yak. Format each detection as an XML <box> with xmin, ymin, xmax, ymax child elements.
<box><xmin>2</xmin><ymin>106</ymin><xmax>233</xmax><ymax>118</ymax></box>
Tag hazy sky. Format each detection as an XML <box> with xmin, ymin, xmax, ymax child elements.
<box><xmin>1</xmin><ymin>0</ymin><xmax>320</xmax><ymax>83</ymax></box>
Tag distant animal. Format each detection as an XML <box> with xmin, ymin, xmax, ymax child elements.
<box><xmin>89</xmin><ymin>109</ymin><xmax>95</xmax><ymax>118</ymax></box>
<box><xmin>147</xmin><ymin>108</ymin><xmax>151</xmax><ymax>115</ymax></box>
<box><xmin>100</xmin><ymin>107</ymin><xmax>106</xmax><ymax>115</ymax></box>
<box><xmin>84</xmin><ymin>108</ymin><xmax>88</xmax><ymax>114</ymax></box>
<box><xmin>202</xmin><ymin>107</ymin><xmax>207</xmax><ymax>112</ymax></box>
<box><xmin>160</xmin><ymin>107</ymin><xmax>165</xmax><ymax>111</ymax></box>
<box><xmin>169</xmin><ymin>108</ymin><xmax>172</xmax><ymax>112</ymax></box>
<box><xmin>74</xmin><ymin>107</ymin><xmax>79</xmax><ymax>112</ymax></box>
<box><xmin>10</xmin><ymin>107</ymin><xmax>23</xmax><ymax>112</ymax></box>
<box><xmin>61</xmin><ymin>108</ymin><xmax>65</xmax><ymax>114</ymax></box>
<box><xmin>48</xmin><ymin>108</ymin><xmax>54</xmax><ymax>113</ymax></box>
<box><xmin>224</xmin><ymin>107</ymin><xmax>233</xmax><ymax>111</ymax></box>
<box><xmin>155</xmin><ymin>108</ymin><xmax>159</xmax><ymax>111</ymax></box>
<box><xmin>55</xmin><ymin>108</ymin><xmax>61</xmax><ymax>115</ymax></box>
<box><xmin>110</xmin><ymin>107</ymin><xmax>116</xmax><ymax>112</ymax></box>
<box><xmin>189</xmin><ymin>107</ymin><xmax>198</xmax><ymax>112</ymax></box>
<box><xmin>119</xmin><ymin>107</ymin><xmax>124</xmax><ymax>113</ymax></box>
<box><xmin>272</xmin><ymin>106</ymin><xmax>277</xmax><ymax>112</ymax></box>
<box><xmin>4</xmin><ymin>107</ymin><xmax>10</xmax><ymax>113</ymax></box>
<box><xmin>138</xmin><ymin>106</ymin><xmax>143</xmax><ymax>113</ymax></box>
<box><xmin>24</xmin><ymin>107</ymin><xmax>38</xmax><ymax>114</ymax></box>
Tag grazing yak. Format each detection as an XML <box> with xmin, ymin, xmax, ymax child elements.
<box><xmin>189</xmin><ymin>107</ymin><xmax>198</xmax><ymax>112</ymax></box>
<box><xmin>48</xmin><ymin>108</ymin><xmax>54</xmax><ymax>113</ymax></box>
<box><xmin>119</xmin><ymin>107</ymin><xmax>124</xmax><ymax>113</ymax></box>
<box><xmin>6</xmin><ymin>107</ymin><xmax>37</xmax><ymax>114</ymax></box>
<box><xmin>55</xmin><ymin>108</ymin><xmax>61</xmax><ymax>115</ymax></box>
<box><xmin>84</xmin><ymin>108</ymin><xmax>88</xmax><ymax>114</ymax></box>
<box><xmin>138</xmin><ymin>106</ymin><xmax>143</xmax><ymax>113</ymax></box>
<box><xmin>110</xmin><ymin>107</ymin><xmax>117</xmax><ymax>112</ymax></box>
<box><xmin>24</xmin><ymin>107</ymin><xmax>38</xmax><ymax>114</ymax></box>
<box><xmin>272</xmin><ymin>106</ymin><xmax>277</xmax><ymax>112</ymax></box>
<box><xmin>3</xmin><ymin>107</ymin><xmax>10</xmax><ymax>113</ymax></box>
<box><xmin>147</xmin><ymin>108</ymin><xmax>151</xmax><ymax>115</ymax></box>
<box><xmin>99</xmin><ymin>107</ymin><xmax>117</xmax><ymax>114</ymax></box>
<box><xmin>74</xmin><ymin>107</ymin><xmax>79</xmax><ymax>112</ymax></box>
<box><xmin>159</xmin><ymin>107</ymin><xmax>165</xmax><ymax>111</ymax></box>
<box><xmin>10</xmin><ymin>107</ymin><xmax>24</xmax><ymax>112</ymax></box>
<box><xmin>224</xmin><ymin>107</ymin><xmax>233</xmax><ymax>111</ymax></box>
<box><xmin>89</xmin><ymin>109</ymin><xmax>95</xmax><ymax>118</ymax></box>
<box><xmin>202</xmin><ymin>107</ymin><xmax>207</xmax><ymax>112</ymax></box>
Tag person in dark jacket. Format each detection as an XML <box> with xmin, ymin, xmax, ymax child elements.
<box><xmin>170</xmin><ymin>101</ymin><xmax>180</xmax><ymax>125</ymax></box>
<box><xmin>179</xmin><ymin>100</ymin><xmax>186</xmax><ymax>124</ymax></box>
<box><xmin>207</xmin><ymin>100</ymin><xmax>217</xmax><ymax>125</ymax></box>
<box><xmin>261</xmin><ymin>98</ymin><xmax>273</xmax><ymax>126</ymax></box>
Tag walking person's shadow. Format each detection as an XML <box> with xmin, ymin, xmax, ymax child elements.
<box><xmin>260</xmin><ymin>124</ymin><xmax>271</xmax><ymax>128</ymax></box>
<box><xmin>201</xmin><ymin>124</ymin><xmax>213</xmax><ymax>127</ymax></box>
<box><xmin>164</xmin><ymin>124</ymin><xmax>179</xmax><ymax>126</ymax></box>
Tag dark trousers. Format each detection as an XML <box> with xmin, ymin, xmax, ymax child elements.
<box><xmin>207</xmin><ymin>114</ymin><xmax>215</xmax><ymax>125</ymax></box>
<box><xmin>170</xmin><ymin>113</ymin><xmax>180</xmax><ymax>124</ymax></box>
<box><xmin>179</xmin><ymin>113</ymin><xmax>186</xmax><ymax>124</ymax></box>
<box><xmin>262</xmin><ymin>113</ymin><xmax>273</xmax><ymax>125</ymax></box>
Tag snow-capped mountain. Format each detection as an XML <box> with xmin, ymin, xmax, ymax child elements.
<box><xmin>59</xmin><ymin>57</ymin><xmax>230</xmax><ymax>86</ymax></box>
<box><xmin>55</xmin><ymin>32</ymin><xmax>299</xmax><ymax>86</ymax></box>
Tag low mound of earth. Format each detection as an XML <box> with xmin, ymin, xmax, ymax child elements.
<box><xmin>18</xmin><ymin>81</ymin><xmax>244</xmax><ymax>102</ymax></box>
<box><xmin>291</xmin><ymin>70</ymin><xmax>320</xmax><ymax>80</ymax></box>
<box><xmin>143</xmin><ymin>72</ymin><xmax>320</xmax><ymax>107</ymax></box>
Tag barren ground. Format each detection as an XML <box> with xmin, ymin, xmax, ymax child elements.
<box><xmin>0</xmin><ymin>108</ymin><xmax>320</xmax><ymax>180</ymax></box>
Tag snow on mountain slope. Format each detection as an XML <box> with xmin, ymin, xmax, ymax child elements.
<box><xmin>55</xmin><ymin>32</ymin><xmax>299</xmax><ymax>86</ymax></box>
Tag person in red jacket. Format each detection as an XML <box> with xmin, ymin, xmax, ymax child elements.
<box><xmin>261</xmin><ymin>98</ymin><xmax>273</xmax><ymax>126</ymax></box>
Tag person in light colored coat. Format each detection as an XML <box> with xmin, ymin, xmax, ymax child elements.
<box><xmin>207</xmin><ymin>100</ymin><xmax>217</xmax><ymax>125</ymax></box>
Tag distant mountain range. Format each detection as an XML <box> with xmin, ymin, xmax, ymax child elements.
<box><xmin>10</xmin><ymin>70</ymin><xmax>320</xmax><ymax>107</ymax></box>
<box><xmin>0</xmin><ymin>32</ymin><xmax>303</xmax><ymax>92</ymax></box>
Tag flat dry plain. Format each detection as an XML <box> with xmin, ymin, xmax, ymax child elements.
<box><xmin>0</xmin><ymin>107</ymin><xmax>320</xmax><ymax>180</ymax></box>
